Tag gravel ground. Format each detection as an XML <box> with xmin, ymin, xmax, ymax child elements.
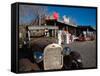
<box><xmin>65</xmin><ymin>40</ymin><xmax>97</xmax><ymax>68</ymax></box>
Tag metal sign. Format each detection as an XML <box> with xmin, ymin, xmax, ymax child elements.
<box><xmin>43</xmin><ymin>43</ymin><xmax>63</xmax><ymax>70</ymax></box>
<box><xmin>28</xmin><ymin>26</ymin><xmax>58</xmax><ymax>30</ymax></box>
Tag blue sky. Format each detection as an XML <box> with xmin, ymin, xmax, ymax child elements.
<box><xmin>19</xmin><ymin>5</ymin><xmax>97</xmax><ymax>26</ymax></box>
<box><xmin>48</xmin><ymin>6</ymin><xmax>96</xmax><ymax>26</ymax></box>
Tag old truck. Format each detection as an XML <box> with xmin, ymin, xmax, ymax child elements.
<box><xmin>19</xmin><ymin>26</ymin><xmax>83</xmax><ymax>72</ymax></box>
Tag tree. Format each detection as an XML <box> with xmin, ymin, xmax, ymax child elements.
<box><xmin>19</xmin><ymin>5</ymin><xmax>48</xmax><ymax>25</ymax></box>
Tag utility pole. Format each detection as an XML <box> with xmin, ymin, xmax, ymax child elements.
<box><xmin>39</xmin><ymin>14</ymin><xmax>41</xmax><ymax>26</ymax></box>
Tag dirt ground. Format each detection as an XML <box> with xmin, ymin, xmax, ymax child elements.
<box><xmin>65</xmin><ymin>40</ymin><xmax>97</xmax><ymax>68</ymax></box>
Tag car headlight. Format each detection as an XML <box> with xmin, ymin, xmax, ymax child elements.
<box><xmin>63</xmin><ymin>47</ymin><xmax>71</xmax><ymax>55</ymax></box>
<box><xmin>77</xmin><ymin>59</ymin><xmax>82</xmax><ymax>63</ymax></box>
<box><xmin>33</xmin><ymin>51</ymin><xmax>43</xmax><ymax>63</ymax></box>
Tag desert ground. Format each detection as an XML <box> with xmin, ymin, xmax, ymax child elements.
<box><xmin>65</xmin><ymin>40</ymin><xmax>97</xmax><ymax>68</ymax></box>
